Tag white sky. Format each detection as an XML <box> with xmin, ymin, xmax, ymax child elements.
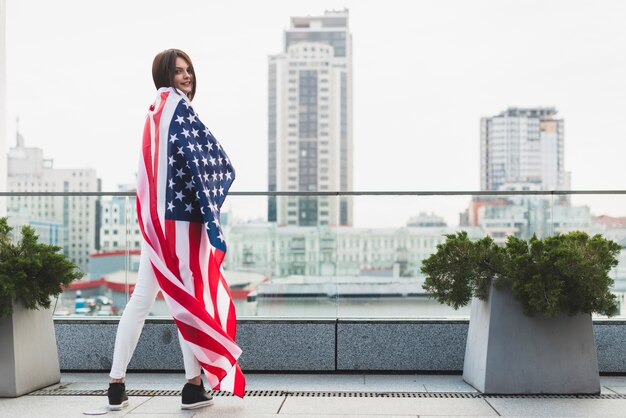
<box><xmin>5</xmin><ymin>0</ymin><xmax>626</xmax><ymax>225</ymax></box>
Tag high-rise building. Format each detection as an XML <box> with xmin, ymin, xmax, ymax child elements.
<box><xmin>0</xmin><ymin>0</ymin><xmax>7</xmax><ymax>215</ymax></box>
<box><xmin>100</xmin><ymin>184</ymin><xmax>141</xmax><ymax>252</ymax></box>
<box><xmin>7</xmin><ymin>127</ymin><xmax>100</xmax><ymax>272</ymax></box>
<box><xmin>480</xmin><ymin>107</ymin><xmax>569</xmax><ymax>191</ymax></box>
<box><xmin>268</xmin><ymin>10</ymin><xmax>353</xmax><ymax>226</ymax></box>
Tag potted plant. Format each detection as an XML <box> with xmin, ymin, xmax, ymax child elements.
<box><xmin>421</xmin><ymin>231</ymin><xmax>620</xmax><ymax>394</ymax></box>
<box><xmin>0</xmin><ymin>217</ymin><xmax>83</xmax><ymax>397</ymax></box>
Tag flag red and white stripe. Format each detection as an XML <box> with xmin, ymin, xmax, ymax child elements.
<box><xmin>136</xmin><ymin>87</ymin><xmax>245</xmax><ymax>397</ymax></box>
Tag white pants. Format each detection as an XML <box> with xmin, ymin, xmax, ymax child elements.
<box><xmin>109</xmin><ymin>245</ymin><xmax>202</xmax><ymax>380</ymax></box>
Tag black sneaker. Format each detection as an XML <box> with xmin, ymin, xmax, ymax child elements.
<box><xmin>181</xmin><ymin>382</ymin><xmax>214</xmax><ymax>410</ymax></box>
<box><xmin>107</xmin><ymin>382</ymin><xmax>129</xmax><ymax>411</ymax></box>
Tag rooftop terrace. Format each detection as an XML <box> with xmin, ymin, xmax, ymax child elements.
<box><xmin>4</xmin><ymin>191</ymin><xmax>626</xmax><ymax>416</ymax></box>
<box><xmin>3</xmin><ymin>372</ymin><xmax>626</xmax><ymax>417</ymax></box>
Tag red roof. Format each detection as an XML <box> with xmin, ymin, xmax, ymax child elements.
<box><xmin>66</xmin><ymin>277</ymin><xmax>163</xmax><ymax>299</ymax></box>
<box><xmin>66</xmin><ymin>277</ymin><xmax>252</xmax><ymax>300</ymax></box>
<box><xmin>592</xmin><ymin>215</ymin><xmax>626</xmax><ymax>228</ymax></box>
<box><xmin>91</xmin><ymin>250</ymin><xmax>141</xmax><ymax>258</ymax></box>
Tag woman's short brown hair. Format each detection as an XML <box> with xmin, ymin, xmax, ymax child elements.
<box><xmin>152</xmin><ymin>49</ymin><xmax>196</xmax><ymax>100</ymax></box>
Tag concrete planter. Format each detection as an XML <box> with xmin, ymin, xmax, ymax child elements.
<box><xmin>463</xmin><ymin>286</ymin><xmax>600</xmax><ymax>394</ymax></box>
<box><xmin>0</xmin><ymin>302</ymin><xmax>61</xmax><ymax>397</ymax></box>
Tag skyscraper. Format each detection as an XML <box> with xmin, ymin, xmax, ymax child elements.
<box><xmin>268</xmin><ymin>10</ymin><xmax>353</xmax><ymax>226</ymax></box>
<box><xmin>0</xmin><ymin>0</ymin><xmax>7</xmax><ymax>215</ymax></box>
<box><xmin>480</xmin><ymin>107</ymin><xmax>569</xmax><ymax>191</ymax></box>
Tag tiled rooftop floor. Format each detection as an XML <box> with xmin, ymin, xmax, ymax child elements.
<box><xmin>2</xmin><ymin>373</ymin><xmax>626</xmax><ymax>417</ymax></box>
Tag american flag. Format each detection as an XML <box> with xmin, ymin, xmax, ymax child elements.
<box><xmin>136</xmin><ymin>87</ymin><xmax>245</xmax><ymax>397</ymax></box>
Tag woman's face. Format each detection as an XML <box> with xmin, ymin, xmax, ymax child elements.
<box><xmin>173</xmin><ymin>56</ymin><xmax>193</xmax><ymax>96</ymax></box>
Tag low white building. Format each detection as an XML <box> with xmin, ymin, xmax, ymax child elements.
<box><xmin>476</xmin><ymin>197</ymin><xmax>591</xmax><ymax>244</ymax></box>
<box><xmin>471</xmin><ymin>182</ymin><xmax>590</xmax><ymax>243</ymax></box>
<box><xmin>224</xmin><ymin>220</ymin><xmax>483</xmax><ymax>279</ymax></box>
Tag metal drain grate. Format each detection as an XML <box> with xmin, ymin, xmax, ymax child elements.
<box><xmin>30</xmin><ymin>388</ymin><xmax>286</xmax><ymax>397</ymax></box>
<box><xmin>30</xmin><ymin>388</ymin><xmax>626</xmax><ymax>400</ymax></box>
<box><xmin>32</xmin><ymin>389</ymin><xmax>107</xmax><ymax>396</ymax></box>
<box><xmin>485</xmin><ymin>393</ymin><xmax>626</xmax><ymax>400</ymax></box>
<box><xmin>578</xmin><ymin>394</ymin><xmax>624</xmax><ymax>400</ymax></box>
<box><xmin>288</xmin><ymin>392</ymin><xmax>480</xmax><ymax>398</ymax></box>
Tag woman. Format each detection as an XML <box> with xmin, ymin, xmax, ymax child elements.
<box><xmin>107</xmin><ymin>49</ymin><xmax>245</xmax><ymax>411</ymax></box>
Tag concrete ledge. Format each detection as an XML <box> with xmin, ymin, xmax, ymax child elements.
<box><xmin>237</xmin><ymin>320</ymin><xmax>336</xmax><ymax>371</ymax></box>
<box><xmin>55</xmin><ymin>321</ymin><xmax>184</xmax><ymax>371</ymax></box>
<box><xmin>337</xmin><ymin>320</ymin><xmax>467</xmax><ymax>371</ymax></box>
<box><xmin>55</xmin><ymin>319</ymin><xmax>336</xmax><ymax>372</ymax></box>
<box><xmin>595</xmin><ymin>322</ymin><xmax>626</xmax><ymax>373</ymax></box>
<box><xmin>54</xmin><ymin>318</ymin><xmax>626</xmax><ymax>373</ymax></box>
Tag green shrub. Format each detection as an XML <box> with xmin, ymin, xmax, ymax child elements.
<box><xmin>0</xmin><ymin>217</ymin><xmax>83</xmax><ymax>318</ymax></box>
<box><xmin>421</xmin><ymin>231</ymin><xmax>620</xmax><ymax>317</ymax></box>
<box><xmin>420</xmin><ymin>231</ymin><xmax>504</xmax><ymax>309</ymax></box>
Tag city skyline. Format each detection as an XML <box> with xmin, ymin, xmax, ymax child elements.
<box><xmin>8</xmin><ymin>127</ymin><xmax>626</xmax><ymax>289</ymax></box>
<box><xmin>4</xmin><ymin>0</ymin><xmax>626</xmax><ymax>226</ymax></box>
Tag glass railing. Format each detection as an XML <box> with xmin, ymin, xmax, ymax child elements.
<box><xmin>2</xmin><ymin>190</ymin><xmax>626</xmax><ymax>319</ymax></box>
